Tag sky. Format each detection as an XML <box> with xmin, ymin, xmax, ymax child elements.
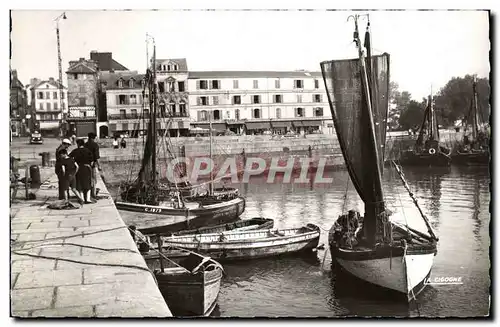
<box><xmin>10</xmin><ymin>9</ymin><xmax>490</xmax><ymax>100</ymax></box>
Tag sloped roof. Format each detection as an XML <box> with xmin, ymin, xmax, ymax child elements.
<box><xmin>66</xmin><ymin>61</ymin><xmax>97</xmax><ymax>74</ymax></box>
<box><xmin>100</xmin><ymin>71</ymin><xmax>145</xmax><ymax>90</ymax></box>
<box><xmin>33</xmin><ymin>80</ymin><xmax>67</xmax><ymax>89</ymax></box>
<box><xmin>10</xmin><ymin>70</ymin><xmax>24</xmax><ymax>89</ymax></box>
<box><xmin>155</xmin><ymin>58</ymin><xmax>188</xmax><ymax>72</ymax></box>
<box><xmin>90</xmin><ymin>52</ymin><xmax>129</xmax><ymax>71</ymax></box>
<box><xmin>188</xmin><ymin>71</ymin><xmax>323</xmax><ymax>79</ymax></box>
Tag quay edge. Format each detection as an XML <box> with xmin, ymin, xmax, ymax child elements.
<box><xmin>10</xmin><ymin>168</ymin><xmax>172</xmax><ymax>318</ymax></box>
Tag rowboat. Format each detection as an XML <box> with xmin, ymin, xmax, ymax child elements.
<box><xmin>144</xmin><ymin>224</ymin><xmax>320</xmax><ymax>262</ymax></box>
<box><xmin>150</xmin><ymin>217</ymin><xmax>274</xmax><ymax>237</ymax></box>
<box><xmin>146</xmin><ymin>248</ymin><xmax>223</xmax><ymax>317</ymax></box>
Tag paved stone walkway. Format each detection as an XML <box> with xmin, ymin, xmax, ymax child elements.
<box><xmin>10</xmin><ymin>169</ymin><xmax>172</xmax><ymax>317</ymax></box>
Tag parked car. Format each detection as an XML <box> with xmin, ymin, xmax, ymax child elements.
<box><xmin>30</xmin><ymin>132</ymin><xmax>43</xmax><ymax>144</ymax></box>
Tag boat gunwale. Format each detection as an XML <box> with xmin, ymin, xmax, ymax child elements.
<box><xmin>115</xmin><ymin>196</ymin><xmax>245</xmax><ymax>211</ymax></box>
<box><xmin>162</xmin><ymin>225</ymin><xmax>320</xmax><ymax>243</ymax></box>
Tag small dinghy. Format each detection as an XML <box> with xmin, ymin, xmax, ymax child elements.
<box><xmin>145</xmin><ymin>224</ymin><xmax>320</xmax><ymax>262</ymax></box>
<box><xmin>131</xmin><ymin>228</ymin><xmax>223</xmax><ymax>317</ymax></box>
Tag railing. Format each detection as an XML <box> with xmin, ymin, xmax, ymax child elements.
<box><xmin>107</xmin><ymin>112</ymin><xmax>189</xmax><ymax>120</ymax></box>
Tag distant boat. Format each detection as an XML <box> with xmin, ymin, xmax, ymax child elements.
<box><xmin>144</xmin><ymin>224</ymin><xmax>320</xmax><ymax>262</ymax></box>
<box><xmin>146</xmin><ymin>249</ymin><xmax>223</xmax><ymax>317</ymax></box>
<box><xmin>320</xmin><ymin>14</ymin><xmax>438</xmax><ymax>301</ymax></box>
<box><xmin>399</xmin><ymin>95</ymin><xmax>451</xmax><ymax>166</ymax></box>
<box><xmin>451</xmin><ymin>76</ymin><xmax>490</xmax><ymax>165</ymax></box>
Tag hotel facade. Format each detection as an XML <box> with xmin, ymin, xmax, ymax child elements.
<box><xmin>97</xmin><ymin>57</ymin><xmax>334</xmax><ymax>137</ymax></box>
<box><xmin>188</xmin><ymin>71</ymin><xmax>332</xmax><ymax>135</ymax></box>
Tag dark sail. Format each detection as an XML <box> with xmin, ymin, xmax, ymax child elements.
<box><xmin>416</xmin><ymin>96</ymin><xmax>439</xmax><ymax>147</ymax></box>
<box><xmin>429</xmin><ymin>97</ymin><xmax>439</xmax><ymax>141</ymax></box>
<box><xmin>320</xmin><ymin>54</ymin><xmax>390</xmax><ymax>206</ymax></box>
<box><xmin>416</xmin><ymin>103</ymin><xmax>428</xmax><ymax>148</ymax></box>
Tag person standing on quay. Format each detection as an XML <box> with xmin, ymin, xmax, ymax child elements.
<box><xmin>85</xmin><ymin>132</ymin><xmax>101</xmax><ymax>199</ymax></box>
<box><xmin>70</xmin><ymin>139</ymin><xmax>94</xmax><ymax>203</ymax></box>
<box><xmin>55</xmin><ymin>138</ymin><xmax>72</xmax><ymax>200</ymax></box>
<box><xmin>58</xmin><ymin>149</ymin><xmax>84</xmax><ymax>205</ymax></box>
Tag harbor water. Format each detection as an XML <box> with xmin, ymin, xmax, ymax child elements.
<box><xmin>106</xmin><ymin>165</ymin><xmax>490</xmax><ymax>317</ymax></box>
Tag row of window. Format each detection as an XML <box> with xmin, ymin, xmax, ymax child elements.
<box><xmin>38</xmin><ymin>113</ymin><xmax>60</xmax><ymax>121</ymax></box>
<box><xmin>196</xmin><ymin>79</ymin><xmax>321</xmax><ymax>90</ymax></box>
<box><xmin>114</xmin><ymin>93</ymin><xmax>188</xmax><ymax>106</ymax></box>
<box><xmin>37</xmin><ymin>91</ymin><xmax>65</xmax><ymax>100</ymax></box>
<box><xmin>196</xmin><ymin>94</ymin><xmax>323</xmax><ymax>106</ymax></box>
<box><xmin>197</xmin><ymin>107</ymin><xmax>324</xmax><ymax>121</ymax></box>
<box><xmin>38</xmin><ymin>102</ymin><xmax>65</xmax><ymax>110</ymax></box>
<box><xmin>116</xmin><ymin>79</ymin><xmax>186</xmax><ymax>92</ymax></box>
<box><xmin>159</xmin><ymin>64</ymin><xmax>179</xmax><ymax>72</ymax></box>
<box><xmin>68</xmin><ymin>73</ymin><xmax>92</xmax><ymax>80</ymax></box>
<box><xmin>111</xmin><ymin>104</ymin><xmax>189</xmax><ymax>119</ymax></box>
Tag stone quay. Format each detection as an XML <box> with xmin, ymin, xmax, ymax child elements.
<box><xmin>10</xmin><ymin>167</ymin><xmax>171</xmax><ymax>318</ymax></box>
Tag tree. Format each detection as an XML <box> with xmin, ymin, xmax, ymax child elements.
<box><xmin>388</xmin><ymin>82</ymin><xmax>412</xmax><ymax>130</ymax></box>
<box><xmin>399</xmin><ymin>99</ymin><xmax>426</xmax><ymax>131</ymax></box>
<box><xmin>434</xmin><ymin>75</ymin><xmax>490</xmax><ymax>127</ymax></box>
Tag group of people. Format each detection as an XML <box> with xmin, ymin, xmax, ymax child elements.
<box><xmin>112</xmin><ymin>136</ymin><xmax>127</xmax><ymax>149</ymax></box>
<box><xmin>55</xmin><ymin>132</ymin><xmax>101</xmax><ymax>205</ymax></box>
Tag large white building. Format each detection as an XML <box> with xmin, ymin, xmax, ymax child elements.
<box><xmin>26</xmin><ymin>77</ymin><xmax>68</xmax><ymax>137</ymax></box>
<box><xmin>100</xmin><ymin>57</ymin><xmax>334</xmax><ymax>136</ymax></box>
<box><xmin>188</xmin><ymin>71</ymin><xmax>332</xmax><ymax>135</ymax></box>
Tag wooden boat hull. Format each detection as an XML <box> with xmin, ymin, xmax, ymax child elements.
<box><xmin>145</xmin><ymin>252</ymin><xmax>224</xmax><ymax>317</ymax></box>
<box><xmin>171</xmin><ymin>217</ymin><xmax>274</xmax><ymax>236</ymax></box>
<box><xmin>154</xmin><ymin>267</ymin><xmax>222</xmax><ymax>316</ymax></box>
<box><xmin>146</xmin><ymin>224</ymin><xmax>321</xmax><ymax>262</ymax></box>
<box><xmin>328</xmin><ymin>222</ymin><xmax>437</xmax><ymax>301</ymax></box>
<box><xmin>399</xmin><ymin>150</ymin><xmax>451</xmax><ymax>167</ymax></box>
<box><xmin>451</xmin><ymin>150</ymin><xmax>490</xmax><ymax>165</ymax></box>
<box><xmin>116</xmin><ymin>196</ymin><xmax>246</xmax><ymax>234</ymax></box>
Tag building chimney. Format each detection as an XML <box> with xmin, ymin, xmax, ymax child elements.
<box><xmin>30</xmin><ymin>78</ymin><xmax>40</xmax><ymax>86</ymax></box>
<box><xmin>49</xmin><ymin>77</ymin><xmax>55</xmax><ymax>82</ymax></box>
<box><xmin>79</xmin><ymin>57</ymin><xmax>85</xmax><ymax>61</ymax></box>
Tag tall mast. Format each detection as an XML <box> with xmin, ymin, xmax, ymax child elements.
<box><xmin>151</xmin><ymin>43</ymin><xmax>157</xmax><ymax>185</ymax></box>
<box><xmin>430</xmin><ymin>85</ymin><xmax>433</xmax><ymax>139</ymax></box>
<box><xmin>472</xmin><ymin>75</ymin><xmax>479</xmax><ymax>140</ymax></box>
<box><xmin>209</xmin><ymin>110</ymin><xmax>214</xmax><ymax>196</ymax></box>
<box><xmin>351</xmin><ymin>15</ymin><xmax>385</xmax><ymax>204</ymax></box>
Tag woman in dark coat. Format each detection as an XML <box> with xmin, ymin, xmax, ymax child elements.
<box><xmin>70</xmin><ymin>139</ymin><xmax>94</xmax><ymax>203</ymax></box>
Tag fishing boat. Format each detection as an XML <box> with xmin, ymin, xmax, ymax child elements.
<box><xmin>115</xmin><ymin>40</ymin><xmax>245</xmax><ymax>234</ymax></box>
<box><xmin>451</xmin><ymin>76</ymin><xmax>490</xmax><ymax>165</ymax></box>
<box><xmin>398</xmin><ymin>93</ymin><xmax>451</xmax><ymax>166</ymax></box>
<box><xmin>144</xmin><ymin>224</ymin><xmax>320</xmax><ymax>262</ymax></box>
<box><xmin>320</xmin><ymin>14</ymin><xmax>438</xmax><ymax>301</ymax></box>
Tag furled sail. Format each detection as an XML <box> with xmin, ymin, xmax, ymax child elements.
<box><xmin>320</xmin><ymin>53</ymin><xmax>390</xmax><ymax>205</ymax></box>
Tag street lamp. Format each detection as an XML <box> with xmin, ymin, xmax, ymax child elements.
<box><xmin>55</xmin><ymin>12</ymin><xmax>67</xmax><ymax>137</ymax></box>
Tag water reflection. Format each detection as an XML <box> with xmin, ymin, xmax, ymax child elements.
<box><xmin>329</xmin><ymin>266</ymin><xmax>411</xmax><ymax>317</ymax></box>
<box><xmin>104</xmin><ymin>164</ymin><xmax>490</xmax><ymax>317</ymax></box>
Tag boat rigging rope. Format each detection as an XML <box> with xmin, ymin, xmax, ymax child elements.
<box><xmin>11</xmin><ymin>250</ymin><xmax>152</xmax><ymax>273</ymax></box>
<box><xmin>12</xmin><ymin>242</ymin><xmax>136</xmax><ymax>253</ymax></box>
<box><xmin>128</xmin><ymin>227</ymin><xmax>190</xmax><ymax>273</ymax></box>
<box><xmin>11</xmin><ymin>226</ymin><xmax>127</xmax><ymax>243</ymax></box>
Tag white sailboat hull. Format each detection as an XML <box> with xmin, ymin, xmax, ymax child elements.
<box><xmin>336</xmin><ymin>252</ymin><xmax>434</xmax><ymax>299</ymax></box>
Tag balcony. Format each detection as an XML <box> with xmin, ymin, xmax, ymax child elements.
<box><xmin>35</xmin><ymin>109</ymin><xmax>62</xmax><ymax>113</ymax></box>
<box><xmin>108</xmin><ymin>112</ymin><xmax>189</xmax><ymax>120</ymax></box>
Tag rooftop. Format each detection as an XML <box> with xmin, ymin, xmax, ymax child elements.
<box><xmin>90</xmin><ymin>52</ymin><xmax>129</xmax><ymax>72</ymax></box>
<box><xmin>188</xmin><ymin>71</ymin><xmax>323</xmax><ymax>79</ymax></box>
